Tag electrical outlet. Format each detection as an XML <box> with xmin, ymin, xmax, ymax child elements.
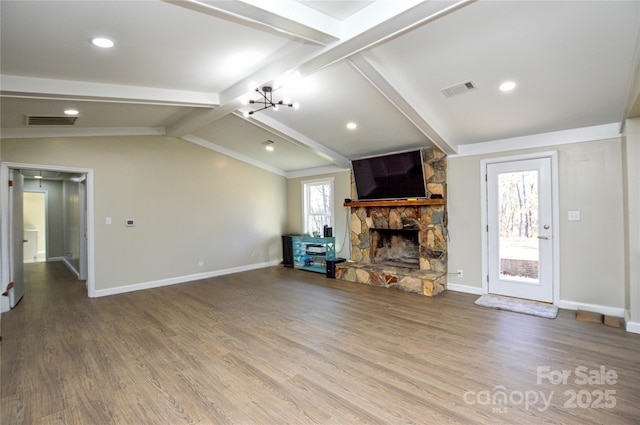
<box><xmin>457</xmin><ymin>269</ymin><xmax>463</xmax><ymax>278</ymax></box>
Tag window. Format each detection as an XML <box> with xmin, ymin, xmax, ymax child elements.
<box><xmin>303</xmin><ymin>178</ymin><xmax>334</xmax><ymax>236</ymax></box>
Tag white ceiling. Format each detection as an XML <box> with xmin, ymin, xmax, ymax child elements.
<box><xmin>1</xmin><ymin>0</ymin><xmax>639</xmax><ymax>176</ymax></box>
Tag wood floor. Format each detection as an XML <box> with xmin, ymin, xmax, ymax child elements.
<box><xmin>2</xmin><ymin>262</ymin><xmax>639</xmax><ymax>424</ymax></box>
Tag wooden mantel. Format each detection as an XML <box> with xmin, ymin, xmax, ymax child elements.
<box><xmin>344</xmin><ymin>199</ymin><xmax>445</xmax><ymax>207</ymax></box>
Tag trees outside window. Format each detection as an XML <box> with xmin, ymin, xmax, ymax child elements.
<box><xmin>303</xmin><ymin>178</ymin><xmax>334</xmax><ymax>236</ymax></box>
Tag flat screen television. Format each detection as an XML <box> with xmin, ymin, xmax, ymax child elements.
<box><xmin>352</xmin><ymin>150</ymin><xmax>427</xmax><ymax>200</ymax></box>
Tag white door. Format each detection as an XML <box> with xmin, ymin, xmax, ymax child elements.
<box><xmin>9</xmin><ymin>169</ymin><xmax>25</xmax><ymax>307</ymax></box>
<box><xmin>487</xmin><ymin>158</ymin><xmax>553</xmax><ymax>302</ymax></box>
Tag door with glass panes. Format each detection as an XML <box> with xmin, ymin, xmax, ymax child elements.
<box><xmin>486</xmin><ymin>157</ymin><xmax>553</xmax><ymax>302</ymax></box>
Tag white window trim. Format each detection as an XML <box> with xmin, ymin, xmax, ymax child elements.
<box><xmin>302</xmin><ymin>177</ymin><xmax>335</xmax><ymax>235</ymax></box>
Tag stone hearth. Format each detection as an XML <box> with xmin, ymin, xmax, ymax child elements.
<box><xmin>336</xmin><ymin>262</ymin><xmax>447</xmax><ymax>296</ymax></box>
<box><xmin>336</xmin><ymin>147</ymin><xmax>448</xmax><ymax>297</ymax></box>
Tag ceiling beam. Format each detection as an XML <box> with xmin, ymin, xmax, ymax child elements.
<box><xmin>164</xmin><ymin>0</ymin><xmax>340</xmax><ymax>45</ymax></box>
<box><xmin>341</xmin><ymin>0</ymin><xmax>427</xmax><ymax>39</ymax></box>
<box><xmin>234</xmin><ymin>112</ymin><xmax>351</xmax><ymax>167</ymax></box>
<box><xmin>297</xmin><ymin>0</ymin><xmax>476</xmax><ymax>75</ymax></box>
<box><xmin>182</xmin><ymin>134</ymin><xmax>287</xmax><ymax>176</ymax></box>
<box><xmin>167</xmin><ymin>0</ymin><xmax>474</xmax><ymax>159</ymax></box>
<box><xmin>0</xmin><ymin>127</ymin><xmax>165</xmax><ymax>140</ymax></box>
<box><xmin>166</xmin><ymin>101</ymin><xmax>242</xmax><ymax>139</ymax></box>
<box><xmin>166</xmin><ymin>41</ymin><xmax>318</xmax><ymax>136</ymax></box>
<box><xmin>0</xmin><ymin>75</ymin><xmax>217</xmax><ymax>107</ymax></box>
<box><xmin>349</xmin><ymin>54</ymin><xmax>456</xmax><ymax>155</ymax></box>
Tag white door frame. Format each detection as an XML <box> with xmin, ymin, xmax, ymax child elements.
<box><xmin>78</xmin><ymin>179</ymin><xmax>88</xmax><ymax>281</ymax></box>
<box><xmin>1</xmin><ymin>162</ymin><xmax>96</xmax><ymax>298</ymax></box>
<box><xmin>8</xmin><ymin>169</ymin><xmax>24</xmax><ymax>307</ymax></box>
<box><xmin>480</xmin><ymin>151</ymin><xmax>560</xmax><ymax>303</ymax></box>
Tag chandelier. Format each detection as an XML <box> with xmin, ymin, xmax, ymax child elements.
<box><xmin>244</xmin><ymin>86</ymin><xmax>299</xmax><ymax>117</ymax></box>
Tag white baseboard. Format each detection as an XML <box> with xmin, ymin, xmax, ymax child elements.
<box><xmin>62</xmin><ymin>257</ymin><xmax>80</xmax><ymax>278</ymax></box>
<box><xmin>624</xmin><ymin>310</ymin><xmax>640</xmax><ymax>334</ymax></box>
<box><xmin>556</xmin><ymin>299</ymin><xmax>625</xmax><ymax>318</ymax></box>
<box><xmin>47</xmin><ymin>257</ymin><xmax>64</xmax><ymax>262</ymax></box>
<box><xmin>93</xmin><ymin>260</ymin><xmax>281</xmax><ymax>298</ymax></box>
<box><xmin>447</xmin><ymin>282</ymin><xmax>485</xmax><ymax>295</ymax></box>
<box><xmin>447</xmin><ymin>285</ymin><xmax>636</xmax><ymax>332</ymax></box>
<box><xmin>626</xmin><ymin>321</ymin><xmax>640</xmax><ymax>334</ymax></box>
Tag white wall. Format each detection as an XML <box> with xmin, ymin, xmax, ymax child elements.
<box><xmin>1</xmin><ymin>135</ymin><xmax>288</xmax><ymax>293</ymax></box>
<box><xmin>447</xmin><ymin>138</ymin><xmax>626</xmax><ymax>311</ymax></box>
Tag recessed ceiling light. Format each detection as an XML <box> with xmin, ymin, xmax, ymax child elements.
<box><xmin>346</xmin><ymin>122</ymin><xmax>357</xmax><ymax>130</ymax></box>
<box><xmin>499</xmin><ymin>81</ymin><xmax>516</xmax><ymax>92</ymax></box>
<box><xmin>91</xmin><ymin>37</ymin><xmax>115</xmax><ymax>48</ymax></box>
<box><xmin>64</xmin><ymin>109</ymin><xmax>79</xmax><ymax>116</ymax></box>
<box><xmin>262</xmin><ymin>139</ymin><xmax>275</xmax><ymax>152</ymax></box>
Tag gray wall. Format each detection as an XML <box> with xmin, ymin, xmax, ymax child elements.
<box><xmin>2</xmin><ymin>135</ymin><xmax>288</xmax><ymax>292</ymax></box>
<box><xmin>5</xmin><ymin>131</ymin><xmax>636</xmax><ymax>321</ymax></box>
<box><xmin>447</xmin><ymin>137</ymin><xmax>626</xmax><ymax>309</ymax></box>
<box><xmin>623</xmin><ymin>118</ymin><xmax>640</xmax><ymax>323</ymax></box>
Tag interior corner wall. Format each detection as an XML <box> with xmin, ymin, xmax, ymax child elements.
<box><xmin>286</xmin><ymin>170</ymin><xmax>351</xmax><ymax>259</ymax></box>
<box><xmin>447</xmin><ymin>137</ymin><xmax>626</xmax><ymax>310</ymax></box>
<box><xmin>623</xmin><ymin>117</ymin><xmax>640</xmax><ymax>324</ymax></box>
<box><xmin>0</xmin><ymin>135</ymin><xmax>287</xmax><ymax>293</ymax></box>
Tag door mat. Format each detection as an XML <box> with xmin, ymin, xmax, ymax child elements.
<box><xmin>475</xmin><ymin>294</ymin><xmax>558</xmax><ymax>319</ymax></box>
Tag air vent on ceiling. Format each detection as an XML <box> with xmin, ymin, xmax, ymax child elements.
<box><xmin>441</xmin><ymin>80</ymin><xmax>477</xmax><ymax>98</ymax></box>
<box><xmin>25</xmin><ymin>115</ymin><xmax>78</xmax><ymax>126</ymax></box>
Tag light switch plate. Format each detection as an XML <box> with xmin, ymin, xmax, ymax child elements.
<box><xmin>568</xmin><ymin>211</ymin><xmax>581</xmax><ymax>221</ymax></box>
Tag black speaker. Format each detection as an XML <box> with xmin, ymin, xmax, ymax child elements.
<box><xmin>326</xmin><ymin>258</ymin><xmax>346</xmax><ymax>278</ymax></box>
<box><xmin>281</xmin><ymin>235</ymin><xmax>296</xmax><ymax>268</ymax></box>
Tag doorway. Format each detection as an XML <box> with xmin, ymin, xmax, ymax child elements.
<box><xmin>23</xmin><ymin>191</ymin><xmax>47</xmax><ymax>263</ymax></box>
<box><xmin>1</xmin><ymin>162</ymin><xmax>95</xmax><ymax>306</ymax></box>
<box><xmin>481</xmin><ymin>152</ymin><xmax>559</xmax><ymax>303</ymax></box>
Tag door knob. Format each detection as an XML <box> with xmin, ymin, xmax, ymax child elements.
<box><xmin>537</xmin><ymin>235</ymin><xmax>550</xmax><ymax>240</ymax></box>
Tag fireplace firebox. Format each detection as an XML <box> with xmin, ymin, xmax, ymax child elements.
<box><xmin>371</xmin><ymin>229</ymin><xmax>420</xmax><ymax>268</ymax></box>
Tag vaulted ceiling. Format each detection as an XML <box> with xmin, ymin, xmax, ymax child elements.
<box><xmin>1</xmin><ymin>1</ymin><xmax>639</xmax><ymax>176</ymax></box>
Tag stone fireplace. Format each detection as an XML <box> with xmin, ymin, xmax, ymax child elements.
<box><xmin>336</xmin><ymin>147</ymin><xmax>448</xmax><ymax>296</ymax></box>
